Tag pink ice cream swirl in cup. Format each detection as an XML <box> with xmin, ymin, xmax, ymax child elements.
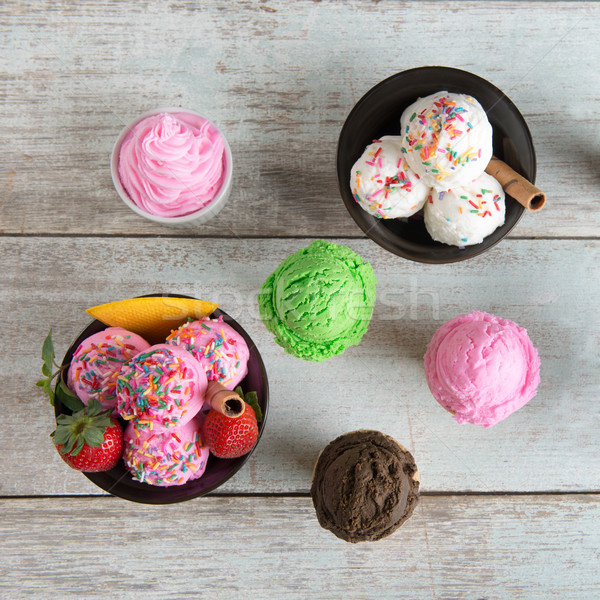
<box><xmin>117</xmin><ymin>111</ymin><xmax>227</xmax><ymax>218</ymax></box>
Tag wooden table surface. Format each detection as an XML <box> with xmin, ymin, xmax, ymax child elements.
<box><xmin>1</xmin><ymin>2</ymin><xmax>599</xmax><ymax>598</ymax></box>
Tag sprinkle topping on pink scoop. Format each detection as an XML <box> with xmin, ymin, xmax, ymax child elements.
<box><xmin>166</xmin><ymin>316</ymin><xmax>249</xmax><ymax>389</ymax></box>
<box><xmin>116</xmin><ymin>344</ymin><xmax>207</xmax><ymax>430</ymax></box>
<box><xmin>123</xmin><ymin>417</ymin><xmax>209</xmax><ymax>487</ymax></box>
<box><xmin>67</xmin><ymin>327</ymin><xmax>150</xmax><ymax>411</ymax></box>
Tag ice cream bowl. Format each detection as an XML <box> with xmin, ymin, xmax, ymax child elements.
<box><xmin>337</xmin><ymin>66</ymin><xmax>537</xmax><ymax>263</ymax></box>
<box><xmin>55</xmin><ymin>298</ymin><xmax>269</xmax><ymax>504</ymax></box>
<box><xmin>111</xmin><ymin>107</ymin><xmax>233</xmax><ymax>227</ymax></box>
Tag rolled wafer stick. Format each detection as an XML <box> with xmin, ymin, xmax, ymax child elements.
<box><xmin>485</xmin><ymin>156</ymin><xmax>546</xmax><ymax>212</ymax></box>
<box><xmin>205</xmin><ymin>380</ymin><xmax>245</xmax><ymax>418</ymax></box>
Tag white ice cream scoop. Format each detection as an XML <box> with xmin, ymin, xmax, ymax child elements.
<box><xmin>424</xmin><ymin>172</ymin><xmax>505</xmax><ymax>246</ymax></box>
<box><xmin>400</xmin><ymin>91</ymin><xmax>493</xmax><ymax>190</ymax></box>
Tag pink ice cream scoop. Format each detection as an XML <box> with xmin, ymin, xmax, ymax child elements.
<box><xmin>165</xmin><ymin>316</ymin><xmax>250</xmax><ymax>390</ymax></box>
<box><xmin>67</xmin><ymin>327</ymin><xmax>151</xmax><ymax>411</ymax></box>
<box><xmin>116</xmin><ymin>344</ymin><xmax>207</xmax><ymax>430</ymax></box>
<box><xmin>424</xmin><ymin>312</ymin><xmax>540</xmax><ymax>427</ymax></box>
<box><xmin>117</xmin><ymin>111</ymin><xmax>227</xmax><ymax>218</ymax></box>
<box><xmin>123</xmin><ymin>415</ymin><xmax>209</xmax><ymax>487</ymax></box>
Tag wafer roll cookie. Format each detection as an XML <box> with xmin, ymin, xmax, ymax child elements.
<box><xmin>205</xmin><ymin>380</ymin><xmax>245</xmax><ymax>418</ymax></box>
<box><xmin>485</xmin><ymin>156</ymin><xmax>546</xmax><ymax>212</ymax></box>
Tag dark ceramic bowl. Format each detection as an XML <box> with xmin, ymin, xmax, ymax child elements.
<box><xmin>337</xmin><ymin>66</ymin><xmax>537</xmax><ymax>263</ymax></box>
<box><xmin>55</xmin><ymin>298</ymin><xmax>269</xmax><ymax>504</ymax></box>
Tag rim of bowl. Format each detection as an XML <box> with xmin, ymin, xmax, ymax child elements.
<box><xmin>336</xmin><ymin>66</ymin><xmax>537</xmax><ymax>264</ymax></box>
<box><xmin>110</xmin><ymin>107</ymin><xmax>233</xmax><ymax>226</ymax></box>
<box><xmin>55</xmin><ymin>295</ymin><xmax>269</xmax><ymax>504</ymax></box>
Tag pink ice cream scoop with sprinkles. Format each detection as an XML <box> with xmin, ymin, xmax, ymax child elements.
<box><xmin>116</xmin><ymin>344</ymin><xmax>207</xmax><ymax>431</ymax></box>
<box><xmin>123</xmin><ymin>416</ymin><xmax>210</xmax><ymax>487</ymax></box>
<box><xmin>67</xmin><ymin>327</ymin><xmax>150</xmax><ymax>412</ymax></box>
<box><xmin>166</xmin><ymin>316</ymin><xmax>250</xmax><ymax>390</ymax></box>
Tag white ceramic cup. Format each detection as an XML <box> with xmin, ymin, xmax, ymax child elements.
<box><xmin>110</xmin><ymin>107</ymin><xmax>233</xmax><ymax>227</ymax></box>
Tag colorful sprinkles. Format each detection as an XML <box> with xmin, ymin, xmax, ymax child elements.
<box><xmin>351</xmin><ymin>138</ymin><xmax>427</xmax><ymax>219</ymax></box>
<box><xmin>425</xmin><ymin>178</ymin><xmax>505</xmax><ymax>247</ymax></box>
<box><xmin>116</xmin><ymin>347</ymin><xmax>198</xmax><ymax>428</ymax></box>
<box><xmin>69</xmin><ymin>331</ymin><xmax>149</xmax><ymax>409</ymax></box>
<box><xmin>459</xmin><ymin>187</ymin><xmax>504</xmax><ymax>218</ymax></box>
<box><xmin>166</xmin><ymin>315</ymin><xmax>248</xmax><ymax>386</ymax></box>
<box><xmin>402</xmin><ymin>93</ymin><xmax>487</xmax><ymax>183</ymax></box>
<box><xmin>123</xmin><ymin>423</ymin><xmax>208</xmax><ymax>487</ymax></box>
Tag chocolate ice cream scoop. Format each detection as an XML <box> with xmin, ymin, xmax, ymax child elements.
<box><xmin>310</xmin><ymin>430</ymin><xmax>420</xmax><ymax>543</ymax></box>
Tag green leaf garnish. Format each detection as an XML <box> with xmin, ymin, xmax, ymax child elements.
<box><xmin>38</xmin><ymin>328</ymin><xmax>85</xmax><ymax>411</ymax></box>
<box><xmin>41</xmin><ymin>329</ymin><xmax>55</xmax><ymax>376</ymax></box>
<box><xmin>56</xmin><ymin>379</ymin><xmax>85</xmax><ymax>412</ymax></box>
<box><xmin>38</xmin><ymin>329</ymin><xmax>60</xmax><ymax>406</ymax></box>
<box><xmin>36</xmin><ymin>378</ymin><xmax>53</xmax><ymax>399</ymax></box>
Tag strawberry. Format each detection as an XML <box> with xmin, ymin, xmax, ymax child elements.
<box><xmin>51</xmin><ymin>399</ymin><xmax>123</xmax><ymax>472</ymax></box>
<box><xmin>202</xmin><ymin>391</ymin><xmax>261</xmax><ymax>459</ymax></box>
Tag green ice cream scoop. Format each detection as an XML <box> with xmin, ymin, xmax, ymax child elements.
<box><xmin>258</xmin><ymin>240</ymin><xmax>376</xmax><ymax>361</ymax></box>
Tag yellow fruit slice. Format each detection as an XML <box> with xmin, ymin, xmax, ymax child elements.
<box><xmin>86</xmin><ymin>297</ymin><xmax>219</xmax><ymax>343</ymax></box>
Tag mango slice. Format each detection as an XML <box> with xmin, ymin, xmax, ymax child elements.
<box><xmin>86</xmin><ymin>296</ymin><xmax>219</xmax><ymax>343</ymax></box>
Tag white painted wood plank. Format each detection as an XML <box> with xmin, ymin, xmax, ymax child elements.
<box><xmin>0</xmin><ymin>495</ymin><xmax>598</xmax><ymax>599</ymax></box>
<box><xmin>1</xmin><ymin>1</ymin><xmax>598</xmax><ymax>236</ymax></box>
<box><xmin>1</xmin><ymin>237</ymin><xmax>598</xmax><ymax>495</ymax></box>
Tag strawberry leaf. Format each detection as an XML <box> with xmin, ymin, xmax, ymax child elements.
<box><xmin>234</xmin><ymin>386</ymin><xmax>262</xmax><ymax>423</ymax></box>
<box><xmin>83</xmin><ymin>427</ymin><xmax>105</xmax><ymax>447</ymax></box>
<box><xmin>85</xmin><ymin>398</ymin><xmax>101</xmax><ymax>415</ymax></box>
<box><xmin>55</xmin><ymin>414</ymin><xmax>73</xmax><ymax>425</ymax></box>
<box><xmin>95</xmin><ymin>414</ymin><xmax>114</xmax><ymax>429</ymax></box>
<box><xmin>244</xmin><ymin>391</ymin><xmax>262</xmax><ymax>423</ymax></box>
<box><xmin>51</xmin><ymin>427</ymin><xmax>71</xmax><ymax>445</ymax></box>
<box><xmin>59</xmin><ymin>433</ymin><xmax>77</xmax><ymax>454</ymax></box>
<box><xmin>72</xmin><ymin>437</ymin><xmax>85</xmax><ymax>456</ymax></box>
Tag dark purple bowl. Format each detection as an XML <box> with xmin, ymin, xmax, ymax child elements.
<box><xmin>55</xmin><ymin>299</ymin><xmax>269</xmax><ymax>504</ymax></box>
<box><xmin>337</xmin><ymin>66</ymin><xmax>537</xmax><ymax>263</ymax></box>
